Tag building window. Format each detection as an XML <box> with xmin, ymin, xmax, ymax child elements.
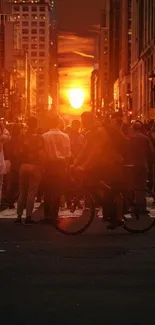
<box><xmin>39</xmin><ymin>81</ymin><xmax>44</xmax><ymax>87</ymax></box>
<box><xmin>32</xmin><ymin>21</ymin><xmax>37</xmax><ymax>26</ymax></box>
<box><xmin>39</xmin><ymin>29</ymin><xmax>45</xmax><ymax>35</ymax></box>
<box><xmin>31</xmin><ymin>52</ymin><xmax>37</xmax><ymax>57</ymax></box>
<box><xmin>22</xmin><ymin>36</ymin><xmax>28</xmax><ymax>42</ymax></box>
<box><xmin>39</xmin><ymin>67</ymin><xmax>44</xmax><ymax>72</ymax></box>
<box><xmin>39</xmin><ymin>36</ymin><xmax>44</xmax><ymax>42</ymax></box>
<box><xmin>39</xmin><ymin>59</ymin><xmax>45</xmax><ymax>64</ymax></box>
<box><xmin>39</xmin><ymin>74</ymin><xmax>44</xmax><ymax>79</ymax></box>
<box><xmin>40</xmin><ymin>7</ymin><xmax>45</xmax><ymax>11</ymax></box>
<box><xmin>22</xmin><ymin>14</ymin><xmax>28</xmax><ymax>20</ymax></box>
<box><xmin>32</xmin><ymin>15</ymin><xmax>38</xmax><ymax>20</ymax></box>
<box><xmin>31</xmin><ymin>44</ymin><xmax>37</xmax><ymax>49</ymax></box>
<box><xmin>22</xmin><ymin>6</ymin><xmax>28</xmax><ymax>11</ymax></box>
<box><xmin>31</xmin><ymin>29</ymin><xmax>37</xmax><ymax>34</ymax></box>
<box><xmin>13</xmin><ymin>6</ymin><xmax>19</xmax><ymax>11</ymax></box>
<box><xmin>39</xmin><ymin>44</ymin><xmax>45</xmax><ymax>49</ymax></box>
<box><xmin>31</xmin><ymin>59</ymin><xmax>38</xmax><ymax>64</ymax></box>
<box><xmin>22</xmin><ymin>21</ymin><xmax>29</xmax><ymax>26</ymax></box>
<box><xmin>32</xmin><ymin>37</ymin><xmax>37</xmax><ymax>42</ymax></box>
<box><xmin>40</xmin><ymin>15</ymin><xmax>45</xmax><ymax>20</ymax></box>
<box><xmin>13</xmin><ymin>14</ymin><xmax>20</xmax><ymax>20</ymax></box>
<box><xmin>22</xmin><ymin>29</ymin><xmax>28</xmax><ymax>34</ymax></box>
<box><xmin>22</xmin><ymin>43</ymin><xmax>28</xmax><ymax>49</ymax></box>
<box><xmin>39</xmin><ymin>22</ymin><xmax>45</xmax><ymax>27</ymax></box>
<box><xmin>32</xmin><ymin>7</ymin><xmax>37</xmax><ymax>11</ymax></box>
<box><xmin>39</xmin><ymin>52</ymin><xmax>45</xmax><ymax>56</ymax></box>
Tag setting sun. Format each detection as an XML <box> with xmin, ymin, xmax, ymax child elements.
<box><xmin>68</xmin><ymin>88</ymin><xmax>85</xmax><ymax>109</ymax></box>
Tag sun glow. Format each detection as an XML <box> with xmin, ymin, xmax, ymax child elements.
<box><xmin>68</xmin><ymin>88</ymin><xmax>85</xmax><ymax>109</ymax></box>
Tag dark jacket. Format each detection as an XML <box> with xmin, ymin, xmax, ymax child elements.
<box><xmin>129</xmin><ymin>131</ymin><xmax>154</xmax><ymax>168</ymax></box>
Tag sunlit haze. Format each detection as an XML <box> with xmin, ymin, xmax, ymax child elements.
<box><xmin>68</xmin><ymin>88</ymin><xmax>85</xmax><ymax>109</ymax></box>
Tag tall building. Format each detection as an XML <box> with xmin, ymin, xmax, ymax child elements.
<box><xmin>119</xmin><ymin>0</ymin><xmax>132</xmax><ymax>119</ymax></box>
<box><xmin>109</xmin><ymin>0</ymin><xmax>121</xmax><ymax>107</ymax></box>
<box><xmin>98</xmin><ymin>0</ymin><xmax>121</xmax><ymax>115</ymax></box>
<box><xmin>0</xmin><ymin>12</ymin><xmax>15</xmax><ymax>117</ymax></box>
<box><xmin>49</xmin><ymin>0</ymin><xmax>58</xmax><ymax>112</ymax></box>
<box><xmin>98</xmin><ymin>0</ymin><xmax>110</xmax><ymax>114</ymax></box>
<box><xmin>91</xmin><ymin>68</ymin><xmax>99</xmax><ymax>113</ymax></box>
<box><xmin>131</xmin><ymin>0</ymin><xmax>155</xmax><ymax>121</ymax></box>
<box><xmin>11</xmin><ymin>0</ymin><xmax>52</xmax><ymax>111</ymax></box>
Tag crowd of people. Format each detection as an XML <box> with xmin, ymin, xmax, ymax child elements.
<box><xmin>0</xmin><ymin>111</ymin><xmax>154</xmax><ymax>228</ymax></box>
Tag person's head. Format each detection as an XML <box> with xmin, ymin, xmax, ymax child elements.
<box><xmin>72</xmin><ymin>120</ymin><xmax>81</xmax><ymax>132</ymax></box>
<box><xmin>81</xmin><ymin>112</ymin><xmax>96</xmax><ymax>130</ymax></box>
<box><xmin>27</xmin><ymin>116</ymin><xmax>38</xmax><ymax>131</ymax></box>
<box><xmin>49</xmin><ymin>114</ymin><xmax>61</xmax><ymax>129</ymax></box>
<box><xmin>65</xmin><ymin>125</ymin><xmax>72</xmax><ymax>135</ymax></box>
<box><xmin>11</xmin><ymin>123</ymin><xmax>21</xmax><ymax>137</ymax></box>
<box><xmin>132</xmin><ymin>121</ymin><xmax>144</xmax><ymax>132</ymax></box>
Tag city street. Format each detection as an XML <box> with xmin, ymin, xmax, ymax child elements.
<box><xmin>0</xmin><ymin>207</ymin><xmax>155</xmax><ymax>324</ymax></box>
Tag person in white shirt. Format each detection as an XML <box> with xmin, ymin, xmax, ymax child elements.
<box><xmin>0</xmin><ymin>121</ymin><xmax>10</xmax><ymax>205</ymax></box>
<box><xmin>41</xmin><ymin>114</ymin><xmax>71</xmax><ymax>223</ymax></box>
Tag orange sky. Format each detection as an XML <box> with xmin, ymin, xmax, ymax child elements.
<box><xmin>58</xmin><ymin>32</ymin><xmax>94</xmax><ymax>115</ymax></box>
<box><xmin>57</xmin><ymin>0</ymin><xmax>103</xmax><ymax>116</ymax></box>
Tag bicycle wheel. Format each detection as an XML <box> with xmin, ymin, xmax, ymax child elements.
<box><xmin>124</xmin><ymin>189</ymin><xmax>155</xmax><ymax>233</ymax></box>
<box><xmin>52</xmin><ymin>188</ymin><xmax>95</xmax><ymax>235</ymax></box>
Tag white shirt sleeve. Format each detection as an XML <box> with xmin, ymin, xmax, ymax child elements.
<box><xmin>0</xmin><ymin>128</ymin><xmax>10</xmax><ymax>144</ymax></box>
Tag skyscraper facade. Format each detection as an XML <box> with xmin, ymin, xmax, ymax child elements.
<box><xmin>98</xmin><ymin>0</ymin><xmax>110</xmax><ymax>114</ymax></box>
<box><xmin>131</xmin><ymin>0</ymin><xmax>155</xmax><ymax>120</ymax></box>
<box><xmin>49</xmin><ymin>0</ymin><xmax>58</xmax><ymax>112</ymax></box>
<box><xmin>11</xmin><ymin>0</ymin><xmax>52</xmax><ymax>110</ymax></box>
<box><xmin>119</xmin><ymin>0</ymin><xmax>132</xmax><ymax>118</ymax></box>
<box><xmin>98</xmin><ymin>0</ymin><xmax>121</xmax><ymax>115</ymax></box>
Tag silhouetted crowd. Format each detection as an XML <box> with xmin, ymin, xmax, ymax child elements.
<box><xmin>0</xmin><ymin>112</ymin><xmax>154</xmax><ymax>226</ymax></box>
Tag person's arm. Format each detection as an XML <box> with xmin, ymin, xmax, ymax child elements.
<box><xmin>74</xmin><ymin>140</ymin><xmax>89</xmax><ymax>167</ymax></box>
<box><xmin>0</xmin><ymin>123</ymin><xmax>10</xmax><ymax>144</ymax></box>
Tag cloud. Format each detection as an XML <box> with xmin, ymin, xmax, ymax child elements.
<box><xmin>58</xmin><ymin>32</ymin><xmax>93</xmax><ymax>55</ymax></box>
<box><xmin>73</xmin><ymin>51</ymin><xmax>94</xmax><ymax>59</ymax></box>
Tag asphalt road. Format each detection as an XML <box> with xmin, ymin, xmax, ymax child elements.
<box><xmin>0</xmin><ymin>212</ymin><xmax>155</xmax><ymax>325</ymax></box>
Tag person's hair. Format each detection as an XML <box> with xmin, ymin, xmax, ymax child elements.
<box><xmin>72</xmin><ymin>120</ymin><xmax>81</xmax><ymax>129</ymax></box>
<box><xmin>27</xmin><ymin>116</ymin><xmax>38</xmax><ymax>131</ymax></box>
<box><xmin>65</xmin><ymin>125</ymin><xmax>72</xmax><ymax>134</ymax></box>
<box><xmin>132</xmin><ymin>121</ymin><xmax>143</xmax><ymax>131</ymax></box>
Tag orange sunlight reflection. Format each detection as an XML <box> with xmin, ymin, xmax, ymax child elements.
<box><xmin>59</xmin><ymin>66</ymin><xmax>92</xmax><ymax>116</ymax></box>
<box><xmin>68</xmin><ymin>88</ymin><xmax>85</xmax><ymax>109</ymax></box>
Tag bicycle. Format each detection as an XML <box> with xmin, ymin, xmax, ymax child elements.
<box><xmin>51</xmin><ymin>166</ymin><xmax>155</xmax><ymax>235</ymax></box>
